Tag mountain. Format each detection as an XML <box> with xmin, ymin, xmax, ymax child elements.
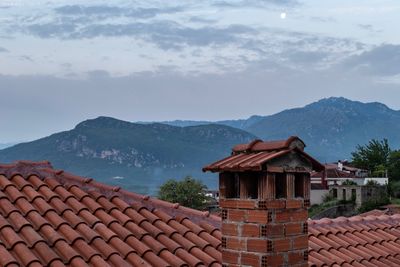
<box><xmin>0</xmin><ymin>143</ymin><xmax>17</xmax><ymax>150</ymax></box>
<box><xmin>151</xmin><ymin>97</ymin><xmax>400</xmax><ymax>162</ymax></box>
<box><xmin>152</xmin><ymin>115</ymin><xmax>265</xmax><ymax>130</ymax></box>
<box><xmin>0</xmin><ymin>117</ymin><xmax>256</xmax><ymax>195</ymax></box>
<box><xmin>1</xmin><ymin>97</ymin><xmax>399</xmax><ymax>194</ymax></box>
<box><xmin>246</xmin><ymin>97</ymin><xmax>400</xmax><ymax>162</ymax></box>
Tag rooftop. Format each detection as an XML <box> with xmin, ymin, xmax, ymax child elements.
<box><xmin>309</xmin><ymin>214</ymin><xmax>400</xmax><ymax>266</ymax></box>
<box><xmin>203</xmin><ymin>136</ymin><xmax>324</xmax><ymax>173</ymax></box>
<box><xmin>1</xmin><ymin>161</ymin><xmax>400</xmax><ymax>266</ymax></box>
<box><xmin>0</xmin><ymin>161</ymin><xmax>221</xmax><ymax>267</ymax></box>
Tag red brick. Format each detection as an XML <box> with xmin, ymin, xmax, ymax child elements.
<box><xmin>247</xmin><ymin>239</ymin><xmax>267</xmax><ymax>252</ymax></box>
<box><xmin>226</xmin><ymin>237</ymin><xmax>246</xmax><ymax>250</ymax></box>
<box><xmin>266</xmin><ymin>224</ymin><xmax>284</xmax><ymax>237</ymax></box>
<box><xmin>222</xmin><ymin>249</ymin><xmax>240</xmax><ymax>264</ymax></box>
<box><xmin>222</xmin><ymin>223</ymin><xmax>239</xmax><ymax>236</ymax></box>
<box><xmin>228</xmin><ymin>209</ymin><xmax>246</xmax><ymax>222</ymax></box>
<box><xmin>274</xmin><ymin>239</ymin><xmax>291</xmax><ymax>252</ymax></box>
<box><xmin>292</xmin><ymin>210</ymin><xmax>308</xmax><ymax>221</ymax></box>
<box><xmin>247</xmin><ymin>210</ymin><xmax>268</xmax><ymax>223</ymax></box>
<box><xmin>286</xmin><ymin>199</ymin><xmax>303</xmax><ymax>209</ymax></box>
<box><xmin>242</xmin><ymin>224</ymin><xmax>260</xmax><ymax>237</ymax></box>
<box><xmin>240</xmin><ymin>252</ymin><xmax>260</xmax><ymax>266</ymax></box>
<box><xmin>285</xmin><ymin>223</ymin><xmax>303</xmax><ymax>236</ymax></box>
<box><xmin>266</xmin><ymin>254</ymin><xmax>284</xmax><ymax>266</ymax></box>
<box><xmin>275</xmin><ymin>210</ymin><xmax>291</xmax><ymax>223</ymax></box>
<box><xmin>236</xmin><ymin>199</ymin><xmax>257</xmax><ymax>209</ymax></box>
<box><xmin>288</xmin><ymin>251</ymin><xmax>305</xmax><ymax>265</ymax></box>
<box><xmin>266</xmin><ymin>199</ymin><xmax>286</xmax><ymax>209</ymax></box>
<box><xmin>220</xmin><ymin>199</ymin><xmax>257</xmax><ymax>209</ymax></box>
<box><xmin>293</xmin><ymin>235</ymin><xmax>308</xmax><ymax>249</ymax></box>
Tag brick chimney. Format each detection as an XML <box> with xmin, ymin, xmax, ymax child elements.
<box><xmin>203</xmin><ymin>137</ymin><xmax>324</xmax><ymax>267</ymax></box>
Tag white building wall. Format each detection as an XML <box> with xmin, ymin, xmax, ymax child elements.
<box><xmin>363</xmin><ymin>177</ymin><xmax>388</xmax><ymax>185</ymax></box>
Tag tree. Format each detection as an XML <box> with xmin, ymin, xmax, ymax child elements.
<box><xmin>351</xmin><ymin>139</ymin><xmax>391</xmax><ymax>175</ymax></box>
<box><xmin>158</xmin><ymin>176</ymin><xmax>210</xmax><ymax>210</ymax></box>
<box><xmin>388</xmin><ymin>150</ymin><xmax>400</xmax><ymax>181</ymax></box>
<box><xmin>341</xmin><ymin>179</ymin><xmax>358</xmax><ymax>186</ymax></box>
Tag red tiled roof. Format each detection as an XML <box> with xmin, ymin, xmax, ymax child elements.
<box><xmin>308</xmin><ymin>214</ymin><xmax>400</xmax><ymax>267</ymax></box>
<box><xmin>311</xmin><ymin>168</ymin><xmax>357</xmax><ymax>179</ymax></box>
<box><xmin>0</xmin><ymin>161</ymin><xmax>222</xmax><ymax>267</ymax></box>
<box><xmin>232</xmin><ymin>136</ymin><xmax>305</xmax><ymax>153</ymax></box>
<box><xmin>358</xmin><ymin>209</ymin><xmax>389</xmax><ymax>217</ymax></box>
<box><xmin>3</xmin><ymin>161</ymin><xmax>400</xmax><ymax>267</ymax></box>
<box><xmin>203</xmin><ymin>136</ymin><xmax>324</xmax><ymax>172</ymax></box>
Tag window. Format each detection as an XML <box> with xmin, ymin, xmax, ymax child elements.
<box><xmin>342</xmin><ymin>189</ymin><xmax>346</xmax><ymax>201</ymax></box>
<box><xmin>225</xmin><ymin>173</ymin><xmax>240</xmax><ymax>198</ymax></box>
<box><xmin>332</xmin><ymin>188</ymin><xmax>338</xmax><ymax>198</ymax></box>
<box><xmin>275</xmin><ymin>173</ymin><xmax>287</xmax><ymax>199</ymax></box>
<box><xmin>240</xmin><ymin>173</ymin><xmax>258</xmax><ymax>199</ymax></box>
<box><xmin>294</xmin><ymin>174</ymin><xmax>305</xmax><ymax>198</ymax></box>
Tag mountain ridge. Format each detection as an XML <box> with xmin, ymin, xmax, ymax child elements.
<box><xmin>0</xmin><ymin>118</ymin><xmax>256</xmax><ymax>194</ymax></box>
<box><xmin>1</xmin><ymin>97</ymin><xmax>400</xmax><ymax>193</ymax></box>
<box><xmin>151</xmin><ymin>97</ymin><xmax>400</xmax><ymax>162</ymax></box>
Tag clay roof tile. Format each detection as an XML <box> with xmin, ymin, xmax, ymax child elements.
<box><xmin>5</xmin><ymin>160</ymin><xmax>400</xmax><ymax>266</ymax></box>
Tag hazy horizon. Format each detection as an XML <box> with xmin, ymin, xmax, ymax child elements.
<box><xmin>1</xmin><ymin>96</ymin><xmax>398</xmax><ymax>144</ymax></box>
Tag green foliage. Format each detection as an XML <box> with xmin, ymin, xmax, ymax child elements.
<box><xmin>388</xmin><ymin>150</ymin><xmax>400</xmax><ymax>181</ymax></box>
<box><xmin>341</xmin><ymin>179</ymin><xmax>357</xmax><ymax>186</ymax></box>
<box><xmin>365</xmin><ymin>179</ymin><xmax>379</xmax><ymax>186</ymax></box>
<box><xmin>358</xmin><ymin>197</ymin><xmax>389</xmax><ymax>213</ymax></box>
<box><xmin>322</xmin><ymin>193</ymin><xmax>335</xmax><ymax>203</ymax></box>
<box><xmin>158</xmin><ymin>176</ymin><xmax>211</xmax><ymax>210</ymax></box>
<box><xmin>351</xmin><ymin>139</ymin><xmax>391</xmax><ymax>175</ymax></box>
<box><xmin>309</xmin><ymin>201</ymin><xmax>335</xmax><ymax>218</ymax></box>
<box><xmin>388</xmin><ymin>180</ymin><xmax>400</xmax><ymax>198</ymax></box>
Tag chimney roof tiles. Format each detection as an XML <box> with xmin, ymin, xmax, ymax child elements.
<box><xmin>203</xmin><ymin>136</ymin><xmax>324</xmax><ymax>172</ymax></box>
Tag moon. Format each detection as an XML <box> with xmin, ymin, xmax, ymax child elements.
<box><xmin>280</xmin><ymin>12</ymin><xmax>286</xmax><ymax>19</ymax></box>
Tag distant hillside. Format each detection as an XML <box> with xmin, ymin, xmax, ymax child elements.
<box><xmin>154</xmin><ymin>97</ymin><xmax>400</xmax><ymax>162</ymax></box>
<box><xmin>246</xmin><ymin>97</ymin><xmax>400</xmax><ymax>162</ymax></box>
<box><xmin>0</xmin><ymin>117</ymin><xmax>255</xmax><ymax>195</ymax></box>
<box><xmin>0</xmin><ymin>143</ymin><xmax>17</xmax><ymax>150</ymax></box>
<box><xmin>154</xmin><ymin>115</ymin><xmax>264</xmax><ymax>130</ymax></box>
<box><xmin>1</xmin><ymin>97</ymin><xmax>399</xmax><ymax>194</ymax></box>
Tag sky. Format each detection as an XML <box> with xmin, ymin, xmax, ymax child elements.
<box><xmin>1</xmin><ymin>0</ymin><xmax>400</xmax><ymax>142</ymax></box>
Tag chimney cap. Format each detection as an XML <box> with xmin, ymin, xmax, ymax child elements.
<box><xmin>203</xmin><ymin>136</ymin><xmax>324</xmax><ymax>173</ymax></box>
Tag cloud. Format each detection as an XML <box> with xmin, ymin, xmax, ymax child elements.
<box><xmin>19</xmin><ymin>55</ymin><xmax>34</xmax><ymax>62</ymax></box>
<box><xmin>54</xmin><ymin>5</ymin><xmax>183</xmax><ymax>19</ymax></box>
<box><xmin>212</xmin><ymin>0</ymin><xmax>300</xmax><ymax>8</ymax></box>
<box><xmin>22</xmin><ymin>20</ymin><xmax>257</xmax><ymax>50</ymax></box>
<box><xmin>0</xmin><ymin>47</ymin><xmax>9</xmax><ymax>52</ymax></box>
<box><xmin>343</xmin><ymin>44</ymin><xmax>400</xmax><ymax>76</ymax></box>
<box><xmin>189</xmin><ymin>16</ymin><xmax>218</xmax><ymax>24</ymax></box>
<box><xmin>358</xmin><ymin>24</ymin><xmax>382</xmax><ymax>33</ymax></box>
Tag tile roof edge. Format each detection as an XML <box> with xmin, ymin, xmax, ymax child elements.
<box><xmin>1</xmin><ymin>160</ymin><xmax>222</xmax><ymax>227</ymax></box>
<box><xmin>308</xmin><ymin>213</ymin><xmax>400</xmax><ymax>227</ymax></box>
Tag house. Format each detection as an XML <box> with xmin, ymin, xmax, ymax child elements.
<box><xmin>311</xmin><ymin>162</ymin><xmax>389</xmax><ymax>205</ymax></box>
<box><xmin>311</xmin><ymin>162</ymin><xmax>388</xmax><ymax>187</ymax></box>
<box><xmin>1</xmin><ymin>137</ymin><xmax>400</xmax><ymax>266</ymax></box>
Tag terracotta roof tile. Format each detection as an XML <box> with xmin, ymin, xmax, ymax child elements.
<box><xmin>0</xmin><ymin>161</ymin><xmax>222</xmax><ymax>266</ymax></box>
<box><xmin>308</xmin><ymin>215</ymin><xmax>400</xmax><ymax>266</ymax></box>
<box><xmin>203</xmin><ymin>136</ymin><xmax>324</xmax><ymax>172</ymax></box>
<box><xmin>4</xmin><ymin>160</ymin><xmax>400</xmax><ymax>266</ymax></box>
